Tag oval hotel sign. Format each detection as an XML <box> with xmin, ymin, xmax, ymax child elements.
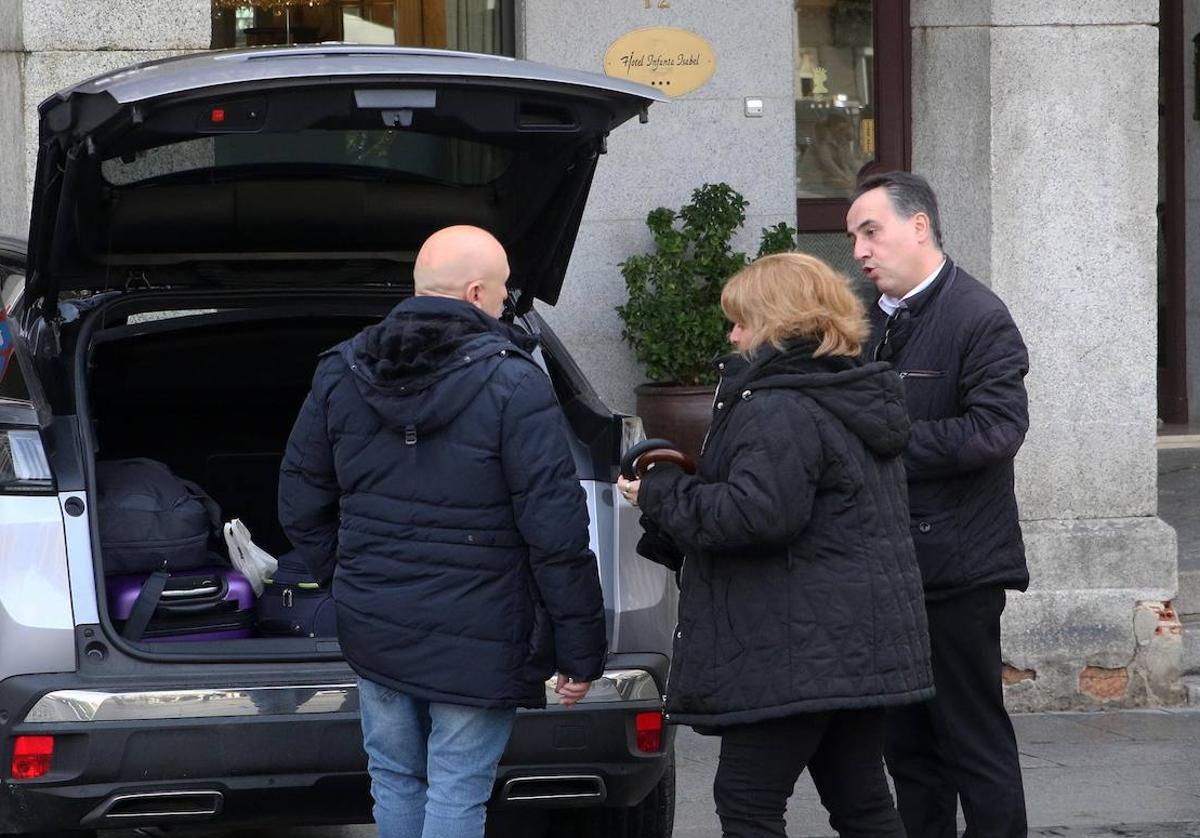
<box><xmin>603</xmin><ymin>27</ymin><xmax>716</xmax><ymax>97</ymax></box>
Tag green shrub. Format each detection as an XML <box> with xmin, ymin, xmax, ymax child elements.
<box><xmin>616</xmin><ymin>183</ymin><xmax>798</xmax><ymax>386</ymax></box>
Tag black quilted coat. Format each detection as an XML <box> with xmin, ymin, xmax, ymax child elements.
<box><xmin>279</xmin><ymin>296</ymin><xmax>606</xmax><ymax>709</ymax></box>
<box><xmin>639</xmin><ymin>344</ymin><xmax>933</xmax><ymax>727</ymax></box>
<box><xmin>867</xmin><ymin>258</ymin><xmax>1030</xmax><ymax>599</ymax></box>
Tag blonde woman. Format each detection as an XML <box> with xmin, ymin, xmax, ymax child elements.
<box><xmin>619</xmin><ymin>253</ymin><xmax>932</xmax><ymax>837</ymax></box>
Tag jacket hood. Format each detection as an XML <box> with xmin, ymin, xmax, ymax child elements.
<box><xmin>733</xmin><ymin>344</ymin><xmax>910</xmax><ymax>458</ymax></box>
<box><xmin>332</xmin><ymin>296</ymin><xmax>537</xmax><ymax>436</ymax></box>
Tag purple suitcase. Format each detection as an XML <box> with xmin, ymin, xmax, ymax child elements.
<box><xmin>107</xmin><ymin>566</ymin><xmax>255</xmax><ymax>642</ymax></box>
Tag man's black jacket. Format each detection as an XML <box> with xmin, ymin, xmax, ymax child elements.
<box><xmin>639</xmin><ymin>346</ymin><xmax>933</xmax><ymax>727</ymax></box>
<box><xmin>278</xmin><ymin>296</ymin><xmax>606</xmax><ymax>708</ymax></box>
<box><xmin>868</xmin><ymin>258</ymin><xmax>1030</xmax><ymax>598</ymax></box>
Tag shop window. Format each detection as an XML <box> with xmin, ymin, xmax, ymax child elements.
<box><xmin>211</xmin><ymin>0</ymin><xmax>515</xmax><ymax>56</ymax></box>
<box><xmin>794</xmin><ymin>0</ymin><xmax>909</xmax><ymax>231</ymax></box>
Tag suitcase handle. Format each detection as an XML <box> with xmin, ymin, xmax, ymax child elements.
<box><xmin>161</xmin><ymin>584</ymin><xmax>221</xmax><ymax>599</ymax></box>
<box><xmin>154</xmin><ymin>573</ymin><xmax>232</xmax><ymax>615</ymax></box>
<box><xmin>156</xmin><ymin>598</ymin><xmax>238</xmax><ymax>616</ymax></box>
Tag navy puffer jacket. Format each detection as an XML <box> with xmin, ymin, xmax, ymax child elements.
<box><xmin>279</xmin><ymin>296</ymin><xmax>606</xmax><ymax>709</ymax></box>
<box><xmin>639</xmin><ymin>345</ymin><xmax>933</xmax><ymax>727</ymax></box>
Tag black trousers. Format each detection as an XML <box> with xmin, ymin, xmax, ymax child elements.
<box><xmin>713</xmin><ymin>708</ymin><xmax>905</xmax><ymax>838</ymax></box>
<box><xmin>885</xmin><ymin>585</ymin><xmax>1028</xmax><ymax>837</ymax></box>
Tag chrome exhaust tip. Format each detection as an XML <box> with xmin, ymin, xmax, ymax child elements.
<box><xmin>501</xmin><ymin>774</ymin><xmax>606</xmax><ymax>804</ymax></box>
<box><xmin>86</xmin><ymin>789</ymin><xmax>224</xmax><ymax>824</ymax></box>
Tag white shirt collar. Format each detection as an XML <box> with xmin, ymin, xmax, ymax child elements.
<box><xmin>877</xmin><ymin>257</ymin><xmax>946</xmax><ymax>317</ymax></box>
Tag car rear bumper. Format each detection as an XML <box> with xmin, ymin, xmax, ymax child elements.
<box><xmin>0</xmin><ymin>654</ymin><xmax>670</xmax><ymax>833</ymax></box>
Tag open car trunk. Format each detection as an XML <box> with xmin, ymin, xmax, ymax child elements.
<box><xmin>90</xmin><ymin>308</ymin><xmax>375</xmax><ymax>560</ymax></box>
<box><xmin>80</xmin><ymin>294</ymin><xmax>621</xmax><ymax>657</ymax></box>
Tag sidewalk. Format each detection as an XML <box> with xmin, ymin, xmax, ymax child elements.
<box><xmin>673</xmin><ymin>707</ymin><xmax>1200</xmax><ymax>837</ymax></box>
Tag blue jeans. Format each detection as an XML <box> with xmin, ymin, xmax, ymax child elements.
<box><xmin>358</xmin><ymin>677</ymin><xmax>516</xmax><ymax>838</ymax></box>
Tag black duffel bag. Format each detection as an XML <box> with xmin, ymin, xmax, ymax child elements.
<box><xmin>95</xmin><ymin>458</ymin><xmax>224</xmax><ymax>576</ymax></box>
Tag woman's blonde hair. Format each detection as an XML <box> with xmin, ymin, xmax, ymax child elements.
<box><xmin>720</xmin><ymin>252</ymin><xmax>868</xmax><ymax>357</ymax></box>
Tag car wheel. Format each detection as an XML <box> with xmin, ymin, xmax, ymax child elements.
<box><xmin>574</xmin><ymin>750</ymin><xmax>675</xmax><ymax>838</ymax></box>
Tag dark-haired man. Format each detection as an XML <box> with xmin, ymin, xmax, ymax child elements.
<box><xmin>847</xmin><ymin>172</ymin><xmax>1030</xmax><ymax>837</ymax></box>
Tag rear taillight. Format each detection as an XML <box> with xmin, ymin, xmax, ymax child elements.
<box><xmin>0</xmin><ymin>427</ymin><xmax>52</xmax><ymax>493</ymax></box>
<box><xmin>635</xmin><ymin>711</ymin><xmax>663</xmax><ymax>753</ymax></box>
<box><xmin>11</xmin><ymin>735</ymin><xmax>53</xmax><ymax>779</ymax></box>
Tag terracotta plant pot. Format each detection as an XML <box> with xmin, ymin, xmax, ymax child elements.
<box><xmin>634</xmin><ymin>383</ymin><xmax>716</xmax><ymax>464</ymax></box>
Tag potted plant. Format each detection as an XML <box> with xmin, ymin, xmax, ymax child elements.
<box><xmin>617</xmin><ymin>182</ymin><xmax>798</xmax><ymax>458</ymax></box>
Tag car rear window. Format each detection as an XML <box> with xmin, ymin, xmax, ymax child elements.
<box><xmin>101</xmin><ymin>129</ymin><xmax>513</xmax><ymax>186</ymax></box>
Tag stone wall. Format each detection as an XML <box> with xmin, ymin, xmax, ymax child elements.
<box><xmin>0</xmin><ymin>0</ymin><xmax>210</xmax><ymax>236</ymax></box>
<box><xmin>521</xmin><ymin>0</ymin><xmax>796</xmax><ymax>412</ymax></box>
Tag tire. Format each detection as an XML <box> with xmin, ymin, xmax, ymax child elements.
<box><xmin>571</xmin><ymin>750</ymin><xmax>675</xmax><ymax>838</ymax></box>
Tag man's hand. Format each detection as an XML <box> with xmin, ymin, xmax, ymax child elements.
<box><xmin>617</xmin><ymin>475</ymin><xmax>641</xmax><ymax>507</ymax></box>
<box><xmin>554</xmin><ymin>673</ymin><xmax>591</xmax><ymax>707</ymax></box>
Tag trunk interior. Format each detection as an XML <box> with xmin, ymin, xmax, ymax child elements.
<box><xmin>90</xmin><ymin>307</ymin><xmax>379</xmax><ymax>560</ymax></box>
<box><xmin>80</xmin><ymin>295</ymin><xmax>618</xmax><ymax>655</ymax></box>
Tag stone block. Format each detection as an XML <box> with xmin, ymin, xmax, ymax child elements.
<box><xmin>1003</xmin><ymin>589</ymin><xmax>1140</xmax><ymax>671</ymax></box>
<box><xmin>913</xmin><ymin>0</ymin><xmax>1157</xmax><ymax>27</ymax></box>
<box><xmin>990</xmin><ymin>24</ymin><xmax>1158</xmax><ymax>520</ymax></box>
<box><xmin>1178</xmin><ymin>568</ymin><xmax>1200</xmax><ymax>617</ymax></box>
<box><xmin>0</xmin><ymin>52</ymin><xmax>26</xmax><ymax>238</ymax></box>
<box><xmin>989</xmin><ymin>1</ymin><xmax>1157</xmax><ymax>26</ymax></box>
<box><xmin>910</xmin><ymin>25</ymin><xmax>992</xmax><ymax>285</ymax></box>
<box><xmin>1020</xmin><ymin>516</ymin><xmax>1177</xmax><ymax>594</ymax></box>
<box><xmin>1001</xmin><ymin>588</ymin><xmax>1183</xmax><ymax>710</ymax></box>
<box><xmin>911</xmin><ymin>0</ymin><xmax>993</xmax><ymax>28</ymax></box>
<box><xmin>0</xmin><ymin>0</ymin><xmax>21</xmax><ymax>52</ymax></box>
<box><xmin>22</xmin><ymin>0</ymin><xmax>210</xmax><ymax>52</ymax></box>
<box><xmin>17</xmin><ymin>51</ymin><xmax>187</xmax><ymax>231</ymax></box>
<box><xmin>589</xmin><ymin>96</ymin><xmax>795</xmax><ymax>228</ymax></box>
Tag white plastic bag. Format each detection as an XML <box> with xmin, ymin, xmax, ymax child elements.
<box><xmin>223</xmin><ymin>518</ymin><xmax>278</xmax><ymax>597</ymax></box>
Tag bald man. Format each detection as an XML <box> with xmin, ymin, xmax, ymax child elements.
<box><xmin>279</xmin><ymin>226</ymin><xmax>606</xmax><ymax>838</ymax></box>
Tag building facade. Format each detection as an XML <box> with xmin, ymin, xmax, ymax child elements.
<box><xmin>0</xmin><ymin>0</ymin><xmax>1180</xmax><ymax>710</ymax></box>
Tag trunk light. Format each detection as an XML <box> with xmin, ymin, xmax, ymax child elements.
<box><xmin>211</xmin><ymin>108</ymin><xmax>226</xmax><ymax>123</ymax></box>
<box><xmin>635</xmin><ymin>711</ymin><xmax>663</xmax><ymax>753</ymax></box>
<box><xmin>11</xmin><ymin>735</ymin><xmax>53</xmax><ymax>779</ymax></box>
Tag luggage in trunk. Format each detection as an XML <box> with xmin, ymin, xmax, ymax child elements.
<box><xmin>108</xmin><ymin>567</ymin><xmax>255</xmax><ymax>642</ymax></box>
<box><xmin>256</xmin><ymin>551</ymin><xmax>337</xmax><ymax>639</ymax></box>
<box><xmin>95</xmin><ymin>458</ymin><xmax>225</xmax><ymax>574</ymax></box>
